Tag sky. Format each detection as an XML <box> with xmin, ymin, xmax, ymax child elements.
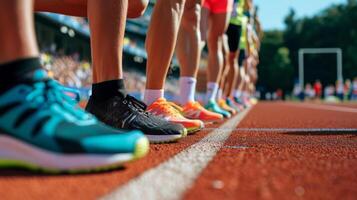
<box><xmin>254</xmin><ymin>0</ymin><xmax>347</xmax><ymax>30</ymax></box>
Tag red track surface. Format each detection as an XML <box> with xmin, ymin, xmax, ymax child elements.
<box><xmin>0</xmin><ymin>102</ymin><xmax>356</xmax><ymax>200</ymax></box>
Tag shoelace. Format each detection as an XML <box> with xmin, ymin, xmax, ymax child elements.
<box><xmin>192</xmin><ymin>101</ymin><xmax>205</xmax><ymax>110</ymax></box>
<box><xmin>125</xmin><ymin>95</ymin><xmax>147</xmax><ymax>111</ymax></box>
<box><xmin>26</xmin><ymin>80</ymin><xmax>92</xmax><ymax>121</ymax></box>
<box><xmin>168</xmin><ymin>102</ymin><xmax>183</xmax><ymax>112</ymax></box>
<box><xmin>155</xmin><ymin>101</ymin><xmax>182</xmax><ymax>117</ymax></box>
<box><xmin>121</xmin><ymin>95</ymin><xmax>158</xmax><ymax>120</ymax></box>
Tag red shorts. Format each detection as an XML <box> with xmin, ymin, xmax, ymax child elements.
<box><xmin>202</xmin><ymin>0</ymin><xmax>233</xmax><ymax>14</ymax></box>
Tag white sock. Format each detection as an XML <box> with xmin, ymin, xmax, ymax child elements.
<box><xmin>217</xmin><ymin>88</ymin><xmax>223</xmax><ymax>100</ymax></box>
<box><xmin>144</xmin><ymin>89</ymin><xmax>164</xmax><ymax>105</ymax></box>
<box><xmin>206</xmin><ymin>82</ymin><xmax>219</xmax><ymax>104</ymax></box>
<box><xmin>243</xmin><ymin>91</ymin><xmax>249</xmax><ymax>99</ymax></box>
<box><xmin>179</xmin><ymin>76</ymin><xmax>197</xmax><ymax>105</ymax></box>
<box><xmin>234</xmin><ymin>90</ymin><xmax>242</xmax><ymax>98</ymax></box>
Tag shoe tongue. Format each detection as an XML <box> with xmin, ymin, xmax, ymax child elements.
<box><xmin>157</xmin><ymin>97</ymin><xmax>166</xmax><ymax>102</ymax></box>
<box><xmin>187</xmin><ymin>101</ymin><xmax>197</xmax><ymax>106</ymax></box>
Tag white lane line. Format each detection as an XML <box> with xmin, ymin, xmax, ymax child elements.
<box><xmin>101</xmin><ymin>108</ymin><xmax>252</xmax><ymax>200</ymax></box>
<box><xmin>203</xmin><ymin>128</ymin><xmax>357</xmax><ymax>133</ymax></box>
<box><xmin>285</xmin><ymin>103</ymin><xmax>357</xmax><ymax>113</ymax></box>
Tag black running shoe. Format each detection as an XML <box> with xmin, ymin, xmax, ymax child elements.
<box><xmin>86</xmin><ymin>95</ymin><xmax>187</xmax><ymax>143</ymax></box>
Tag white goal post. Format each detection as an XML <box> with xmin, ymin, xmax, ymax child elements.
<box><xmin>298</xmin><ymin>48</ymin><xmax>343</xmax><ymax>88</ymax></box>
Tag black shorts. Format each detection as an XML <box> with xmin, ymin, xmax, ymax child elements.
<box><xmin>238</xmin><ymin>49</ymin><xmax>246</xmax><ymax>67</ymax></box>
<box><xmin>226</xmin><ymin>24</ymin><xmax>242</xmax><ymax>52</ymax></box>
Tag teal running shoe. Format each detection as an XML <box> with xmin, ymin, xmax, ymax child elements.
<box><xmin>205</xmin><ymin>100</ymin><xmax>231</xmax><ymax>118</ymax></box>
<box><xmin>234</xmin><ymin>96</ymin><xmax>248</xmax><ymax>109</ymax></box>
<box><xmin>0</xmin><ymin>70</ymin><xmax>149</xmax><ymax>173</ymax></box>
<box><xmin>226</xmin><ymin>98</ymin><xmax>240</xmax><ymax>112</ymax></box>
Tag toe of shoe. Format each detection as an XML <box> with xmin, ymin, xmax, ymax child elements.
<box><xmin>81</xmin><ymin>130</ymin><xmax>146</xmax><ymax>154</ymax></box>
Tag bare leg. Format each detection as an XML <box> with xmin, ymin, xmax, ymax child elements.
<box><xmin>225</xmin><ymin>50</ymin><xmax>239</xmax><ymax>98</ymax></box>
<box><xmin>0</xmin><ymin>0</ymin><xmax>38</xmax><ymax>63</ymax></box>
<box><xmin>219</xmin><ymin>34</ymin><xmax>231</xmax><ymax>98</ymax></box>
<box><xmin>87</xmin><ymin>0</ymin><xmax>128</xmax><ymax>83</ymax></box>
<box><xmin>145</xmin><ymin>0</ymin><xmax>186</xmax><ymax>90</ymax></box>
<box><xmin>206</xmin><ymin>13</ymin><xmax>230</xmax><ymax>83</ymax></box>
<box><xmin>176</xmin><ymin>0</ymin><xmax>201</xmax><ymax>104</ymax></box>
<box><xmin>204</xmin><ymin>11</ymin><xmax>230</xmax><ymax>104</ymax></box>
<box><xmin>144</xmin><ymin>0</ymin><xmax>186</xmax><ymax>105</ymax></box>
<box><xmin>176</xmin><ymin>0</ymin><xmax>201</xmax><ymax>78</ymax></box>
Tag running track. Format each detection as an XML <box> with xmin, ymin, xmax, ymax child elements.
<box><xmin>0</xmin><ymin>102</ymin><xmax>356</xmax><ymax>200</ymax></box>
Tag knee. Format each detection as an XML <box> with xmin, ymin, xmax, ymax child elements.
<box><xmin>128</xmin><ymin>0</ymin><xmax>149</xmax><ymax>18</ymax></box>
<box><xmin>182</xmin><ymin>2</ymin><xmax>201</xmax><ymax>29</ymax></box>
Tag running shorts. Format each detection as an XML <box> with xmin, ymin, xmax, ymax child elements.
<box><xmin>226</xmin><ymin>24</ymin><xmax>242</xmax><ymax>52</ymax></box>
<box><xmin>202</xmin><ymin>0</ymin><xmax>233</xmax><ymax>14</ymax></box>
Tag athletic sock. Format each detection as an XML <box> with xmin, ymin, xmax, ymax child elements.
<box><xmin>206</xmin><ymin>82</ymin><xmax>219</xmax><ymax>104</ymax></box>
<box><xmin>234</xmin><ymin>90</ymin><xmax>242</xmax><ymax>99</ymax></box>
<box><xmin>144</xmin><ymin>89</ymin><xmax>164</xmax><ymax>105</ymax></box>
<box><xmin>179</xmin><ymin>76</ymin><xmax>197</xmax><ymax>105</ymax></box>
<box><xmin>0</xmin><ymin>57</ymin><xmax>42</xmax><ymax>93</ymax></box>
<box><xmin>91</xmin><ymin>79</ymin><xmax>126</xmax><ymax>102</ymax></box>
<box><xmin>217</xmin><ymin>88</ymin><xmax>223</xmax><ymax>100</ymax></box>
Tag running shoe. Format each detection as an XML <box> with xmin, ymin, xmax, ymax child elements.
<box><xmin>242</xmin><ymin>96</ymin><xmax>252</xmax><ymax>108</ymax></box>
<box><xmin>181</xmin><ymin>101</ymin><xmax>223</xmax><ymax>123</ymax></box>
<box><xmin>226</xmin><ymin>98</ymin><xmax>243</xmax><ymax>112</ymax></box>
<box><xmin>250</xmin><ymin>97</ymin><xmax>258</xmax><ymax>105</ymax></box>
<box><xmin>234</xmin><ymin>97</ymin><xmax>247</xmax><ymax>109</ymax></box>
<box><xmin>218</xmin><ymin>99</ymin><xmax>237</xmax><ymax>115</ymax></box>
<box><xmin>86</xmin><ymin>95</ymin><xmax>186</xmax><ymax>143</ymax></box>
<box><xmin>0</xmin><ymin>70</ymin><xmax>149</xmax><ymax>173</ymax></box>
<box><xmin>147</xmin><ymin>98</ymin><xmax>204</xmax><ymax>134</ymax></box>
<box><xmin>205</xmin><ymin>100</ymin><xmax>231</xmax><ymax>118</ymax></box>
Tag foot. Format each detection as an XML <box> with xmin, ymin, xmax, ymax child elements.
<box><xmin>226</xmin><ymin>98</ymin><xmax>243</xmax><ymax>112</ymax></box>
<box><xmin>0</xmin><ymin>70</ymin><xmax>148</xmax><ymax>173</ymax></box>
<box><xmin>147</xmin><ymin>98</ymin><xmax>204</xmax><ymax>134</ymax></box>
<box><xmin>234</xmin><ymin>97</ymin><xmax>247</xmax><ymax>109</ymax></box>
<box><xmin>218</xmin><ymin>99</ymin><xmax>237</xmax><ymax>115</ymax></box>
<box><xmin>250</xmin><ymin>97</ymin><xmax>258</xmax><ymax>105</ymax></box>
<box><xmin>181</xmin><ymin>101</ymin><xmax>223</xmax><ymax>123</ymax></box>
<box><xmin>205</xmin><ymin>100</ymin><xmax>231</xmax><ymax>118</ymax></box>
<box><xmin>242</xmin><ymin>96</ymin><xmax>252</xmax><ymax>108</ymax></box>
<box><xmin>86</xmin><ymin>94</ymin><xmax>186</xmax><ymax>143</ymax></box>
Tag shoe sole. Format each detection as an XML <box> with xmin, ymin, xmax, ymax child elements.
<box><xmin>187</xmin><ymin>127</ymin><xmax>201</xmax><ymax>135</ymax></box>
<box><xmin>146</xmin><ymin>128</ymin><xmax>187</xmax><ymax>144</ymax></box>
<box><xmin>184</xmin><ymin>115</ymin><xmax>224</xmax><ymax>125</ymax></box>
<box><xmin>206</xmin><ymin>109</ymin><xmax>231</xmax><ymax>119</ymax></box>
<box><xmin>0</xmin><ymin>135</ymin><xmax>149</xmax><ymax>174</ymax></box>
<box><xmin>186</xmin><ymin>122</ymin><xmax>205</xmax><ymax>135</ymax></box>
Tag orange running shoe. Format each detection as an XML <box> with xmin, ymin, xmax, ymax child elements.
<box><xmin>218</xmin><ymin>99</ymin><xmax>237</xmax><ymax>115</ymax></box>
<box><xmin>181</xmin><ymin>101</ymin><xmax>223</xmax><ymax>123</ymax></box>
<box><xmin>147</xmin><ymin>98</ymin><xmax>204</xmax><ymax>134</ymax></box>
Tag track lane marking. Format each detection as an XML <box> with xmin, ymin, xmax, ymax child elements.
<box><xmin>285</xmin><ymin>103</ymin><xmax>357</xmax><ymax>113</ymax></box>
<box><xmin>203</xmin><ymin>128</ymin><xmax>357</xmax><ymax>133</ymax></box>
<box><xmin>101</xmin><ymin>108</ymin><xmax>252</xmax><ymax>200</ymax></box>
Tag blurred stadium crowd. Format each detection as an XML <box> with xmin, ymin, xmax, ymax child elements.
<box><xmin>292</xmin><ymin>79</ymin><xmax>357</xmax><ymax>102</ymax></box>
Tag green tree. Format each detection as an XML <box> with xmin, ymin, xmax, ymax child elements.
<box><xmin>258</xmin><ymin>31</ymin><xmax>294</xmax><ymax>92</ymax></box>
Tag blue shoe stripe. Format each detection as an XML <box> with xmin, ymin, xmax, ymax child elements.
<box><xmin>0</xmin><ymin>102</ymin><xmax>21</xmax><ymax>117</ymax></box>
<box><xmin>31</xmin><ymin>116</ymin><xmax>52</xmax><ymax>136</ymax></box>
<box><xmin>14</xmin><ymin>108</ymin><xmax>38</xmax><ymax>128</ymax></box>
